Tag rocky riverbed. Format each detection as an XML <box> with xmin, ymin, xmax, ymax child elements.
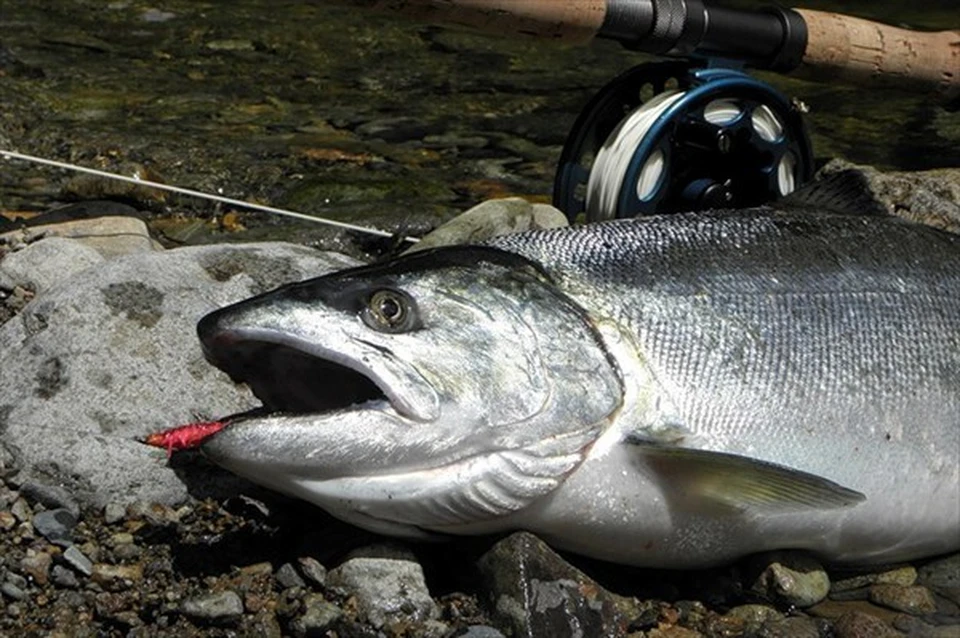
<box><xmin>2</xmin><ymin>167</ymin><xmax>960</xmax><ymax>637</ymax></box>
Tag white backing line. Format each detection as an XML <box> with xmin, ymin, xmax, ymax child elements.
<box><xmin>0</xmin><ymin>149</ymin><xmax>420</xmax><ymax>243</ymax></box>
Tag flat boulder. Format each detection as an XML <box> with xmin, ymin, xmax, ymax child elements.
<box><xmin>0</xmin><ymin>242</ymin><xmax>359</xmax><ymax>508</ymax></box>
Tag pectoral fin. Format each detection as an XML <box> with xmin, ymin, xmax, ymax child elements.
<box><xmin>627</xmin><ymin>435</ymin><xmax>866</xmax><ymax>513</ymax></box>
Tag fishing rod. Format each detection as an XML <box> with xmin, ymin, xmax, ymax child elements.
<box><xmin>330</xmin><ymin>0</ymin><xmax>959</xmax><ymax>105</ymax></box>
<box><xmin>325</xmin><ymin>0</ymin><xmax>958</xmax><ymax>221</ymax></box>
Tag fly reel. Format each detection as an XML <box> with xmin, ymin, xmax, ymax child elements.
<box><xmin>554</xmin><ymin>62</ymin><xmax>814</xmax><ymax>222</ymax></box>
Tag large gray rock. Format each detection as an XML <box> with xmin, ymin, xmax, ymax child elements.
<box><xmin>0</xmin><ymin>237</ymin><xmax>104</xmax><ymax>294</ymax></box>
<box><xmin>0</xmin><ymin>242</ymin><xmax>359</xmax><ymax>508</ymax></box>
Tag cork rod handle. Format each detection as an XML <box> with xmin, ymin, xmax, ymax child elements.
<box><xmin>794</xmin><ymin>9</ymin><xmax>960</xmax><ymax>103</ymax></box>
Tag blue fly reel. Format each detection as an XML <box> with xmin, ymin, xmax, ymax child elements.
<box><xmin>554</xmin><ymin>61</ymin><xmax>813</xmax><ymax>223</ymax></box>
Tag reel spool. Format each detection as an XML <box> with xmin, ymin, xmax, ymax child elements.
<box><xmin>554</xmin><ymin>62</ymin><xmax>813</xmax><ymax>223</ymax></box>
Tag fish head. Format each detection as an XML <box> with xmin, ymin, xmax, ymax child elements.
<box><xmin>197</xmin><ymin>246</ymin><xmax>623</xmax><ymax>536</ymax></box>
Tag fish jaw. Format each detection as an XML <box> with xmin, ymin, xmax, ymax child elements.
<box><xmin>195</xmin><ymin>247</ymin><xmax>624</xmax><ymax>533</ymax></box>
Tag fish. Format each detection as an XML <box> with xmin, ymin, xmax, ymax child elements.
<box><xmin>189</xmin><ymin>207</ymin><xmax>960</xmax><ymax>568</ymax></box>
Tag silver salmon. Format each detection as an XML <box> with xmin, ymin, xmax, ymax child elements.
<box><xmin>195</xmin><ymin>209</ymin><xmax>960</xmax><ymax>567</ymax></box>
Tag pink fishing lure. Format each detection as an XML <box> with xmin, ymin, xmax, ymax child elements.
<box><xmin>144</xmin><ymin>420</ymin><xmax>226</xmax><ymax>458</ymax></box>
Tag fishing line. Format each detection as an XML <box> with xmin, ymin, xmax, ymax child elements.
<box><xmin>0</xmin><ymin>149</ymin><xmax>420</xmax><ymax>243</ymax></box>
<box><xmin>586</xmin><ymin>90</ymin><xmax>684</xmax><ymax>220</ymax></box>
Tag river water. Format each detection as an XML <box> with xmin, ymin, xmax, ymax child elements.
<box><xmin>0</xmin><ymin>0</ymin><xmax>957</xmax><ymax>249</ymax></box>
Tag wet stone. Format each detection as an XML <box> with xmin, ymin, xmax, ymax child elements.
<box><xmin>832</xmin><ymin>610</ymin><xmax>903</xmax><ymax>638</ymax></box>
<box><xmin>327</xmin><ymin>545</ymin><xmax>437</xmax><ymax>629</ymax></box>
<box><xmin>477</xmin><ymin>532</ymin><xmax>627</xmax><ymax>638</ymax></box>
<box><xmin>10</xmin><ymin>497</ymin><xmax>32</xmax><ymax>523</ymax></box>
<box><xmin>289</xmin><ymin>593</ymin><xmax>342</xmax><ymax>637</ymax></box>
<box><xmin>180</xmin><ymin>590</ymin><xmax>244</xmax><ymax>626</ymax></box>
<box><xmin>276</xmin><ymin>562</ymin><xmax>306</xmax><ymax>590</ymax></box>
<box><xmin>868</xmin><ymin>583</ymin><xmax>938</xmax><ymax>615</ymax></box>
<box><xmin>103</xmin><ymin>502</ymin><xmax>125</xmax><ymax>525</ymax></box>
<box><xmin>831</xmin><ymin>566</ymin><xmax>918</xmax><ymax>592</ymax></box>
<box><xmin>755</xmin><ymin>616</ymin><xmax>824</xmax><ymax>638</ymax></box>
<box><xmin>91</xmin><ymin>563</ymin><xmax>143</xmax><ymax>591</ymax></box>
<box><xmin>297</xmin><ymin>557</ymin><xmax>327</xmax><ymax>589</ymax></box>
<box><xmin>20</xmin><ymin>551</ymin><xmax>52</xmax><ymax>585</ymax></box>
<box><xmin>62</xmin><ymin>545</ymin><xmax>93</xmax><ymax>576</ymax></box>
<box><xmin>1</xmin><ymin>582</ymin><xmax>26</xmax><ymax>602</ymax></box>
<box><xmin>51</xmin><ymin>565</ymin><xmax>79</xmax><ymax>588</ymax></box>
<box><xmin>918</xmin><ymin>553</ymin><xmax>960</xmax><ymax>606</ymax></box>
<box><xmin>724</xmin><ymin>603</ymin><xmax>785</xmax><ymax>633</ymax></box>
<box><xmin>19</xmin><ymin>482</ymin><xmax>80</xmax><ymax>519</ymax></box>
<box><xmin>892</xmin><ymin>614</ymin><xmax>955</xmax><ymax>637</ymax></box>
<box><xmin>451</xmin><ymin>626</ymin><xmax>507</xmax><ymax>638</ymax></box>
<box><xmin>748</xmin><ymin>551</ymin><xmax>830</xmax><ymax>608</ymax></box>
<box><xmin>32</xmin><ymin>507</ymin><xmax>77</xmax><ymax>545</ymax></box>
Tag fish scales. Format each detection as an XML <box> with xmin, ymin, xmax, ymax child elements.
<box><xmin>193</xmin><ymin>209</ymin><xmax>960</xmax><ymax>567</ymax></box>
<box><xmin>486</xmin><ymin>211</ymin><xmax>959</xmax><ymax>563</ymax></box>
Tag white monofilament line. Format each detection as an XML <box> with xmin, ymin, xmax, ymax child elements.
<box><xmin>0</xmin><ymin>149</ymin><xmax>420</xmax><ymax>244</ymax></box>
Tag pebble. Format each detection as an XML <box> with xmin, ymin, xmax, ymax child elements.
<box><xmin>892</xmin><ymin>614</ymin><xmax>957</xmax><ymax>637</ymax></box>
<box><xmin>275</xmin><ymin>562</ymin><xmax>305</xmax><ymax>590</ymax></box>
<box><xmin>103</xmin><ymin>502</ymin><xmax>126</xmax><ymax>525</ymax></box>
<box><xmin>749</xmin><ymin>551</ymin><xmax>831</xmax><ymax>608</ymax></box>
<box><xmin>724</xmin><ymin>603</ymin><xmax>785</xmax><ymax>632</ymax></box>
<box><xmin>10</xmin><ymin>497</ymin><xmax>32</xmax><ymax>523</ymax></box>
<box><xmin>451</xmin><ymin>626</ymin><xmax>507</xmax><ymax>638</ymax></box>
<box><xmin>0</xmin><ymin>441</ymin><xmax>20</xmax><ymax>479</ymax></box>
<box><xmin>289</xmin><ymin>593</ymin><xmax>342</xmax><ymax>636</ymax></box>
<box><xmin>19</xmin><ymin>483</ymin><xmax>80</xmax><ymax>519</ymax></box>
<box><xmin>180</xmin><ymin>590</ymin><xmax>244</xmax><ymax>625</ymax></box>
<box><xmin>832</xmin><ymin>566</ymin><xmax>918</xmax><ymax>592</ymax></box>
<box><xmin>50</xmin><ymin>565</ymin><xmax>79</xmax><ymax>589</ymax></box>
<box><xmin>19</xmin><ymin>550</ymin><xmax>52</xmax><ymax>585</ymax></box>
<box><xmin>327</xmin><ymin>545</ymin><xmax>438</xmax><ymax>629</ymax></box>
<box><xmin>918</xmin><ymin>553</ymin><xmax>960</xmax><ymax>606</ymax></box>
<box><xmin>31</xmin><ymin>507</ymin><xmax>77</xmax><ymax>545</ymax></box>
<box><xmin>126</xmin><ymin>501</ymin><xmax>181</xmax><ymax>528</ymax></box>
<box><xmin>62</xmin><ymin>545</ymin><xmax>93</xmax><ymax>576</ymax></box>
<box><xmin>91</xmin><ymin>563</ymin><xmax>143</xmax><ymax>591</ymax></box>
<box><xmin>832</xmin><ymin>610</ymin><xmax>903</xmax><ymax>638</ymax></box>
<box><xmin>297</xmin><ymin>556</ymin><xmax>327</xmax><ymax>589</ymax></box>
<box><xmin>868</xmin><ymin>583</ymin><xmax>937</xmax><ymax>615</ymax></box>
<box><xmin>0</xmin><ymin>582</ymin><xmax>26</xmax><ymax>602</ymax></box>
<box><xmin>756</xmin><ymin>616</ymin><xmax>824</xmax><ymax>638</ymax></box>
<box><xmin>0</xmin><ymin>510</ymin><xmax>15</xmax><ymax>531</ymax></box>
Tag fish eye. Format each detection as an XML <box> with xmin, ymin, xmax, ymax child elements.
<box><xmin>361</xmin><ymin>289</ymin><xmax>420</xmax><ymax>333</ymax></box>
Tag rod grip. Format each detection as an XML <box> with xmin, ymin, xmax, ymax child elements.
<box><xmin>794</xmin><ymin>9</ymin><xmax>960</xmax><ymax>105</ymax></box>
<box><xmin>351</xmin><ymin>0</ymin><xmax>606</xmax><ymax>44</ymax></box>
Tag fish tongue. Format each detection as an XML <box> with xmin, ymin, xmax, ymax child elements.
<box><xmin>142</xmin><ymin>420</ymin><xmax>227</xmax><ymax>457</ymax></box>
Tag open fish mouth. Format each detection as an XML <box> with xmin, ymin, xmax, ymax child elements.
<box><xmin>198</xmin><ymin>317</ymin><xmax>440</xmax><ymax>423</ymax></box>
<box><xmin>206</xmin><ymin>337</ymin><xmax>388</xmax><ymax>416</ymax></box>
